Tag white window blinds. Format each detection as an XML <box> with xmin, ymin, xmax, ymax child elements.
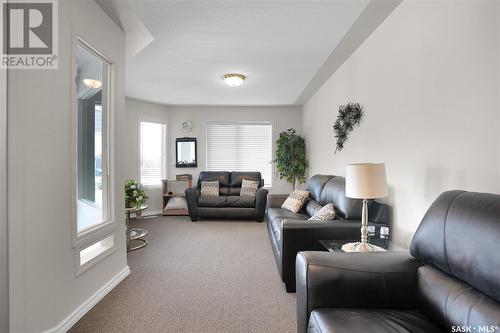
<box><xmin>206</xmin><ymin>122</ymin><xmax>272</xmax><ymax>186</ymax></box>
<box><xmin>140</xmin><ymin>122</ymin><xmax>167</xmax><ymax>186</ymax></box>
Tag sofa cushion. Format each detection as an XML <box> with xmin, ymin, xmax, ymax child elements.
<box><xmin>267</xmin><ymin>208</ymin><xmax>308</xmax><ymax>222</ymax></box>
<box><xmin>282</xmin><ymin>190</ymin><xmax>310</xmax><ymax>213</ymax></box>
<box><xmin>240</xmin><ymin>179</ymin><xmax>259</xmax><ymax>197</ymax></box>
<box><xmin>200</xmin><ymin>181</ymin><xmax>219</xmax><ymax>197</ymax></box>
<box><xmin>198</xmin><ymin>171</ymin><xmax>230</xmax><ymax>187</ymax></box>
<box><xmin>417</xmin><ymin>265</ymin><xmax>500</xmax><ymax>330</ymax></box>
<box><xmin>320</xmin><ymin>177</ymin><xmax>363</xmax><ymax>219</ymax></box>
<box><xmin>308</xmin><ymin>309</ymin><xmax>443</xmax><ymax>333</ymax></box>
<box><xmin>410</xmin><ymin>191</ymin><xmax>500</xmax><ymax>303</ymax></box>
<box><xmin>198</xmin><ymin>196</ymin><xmax>227</xmax><ymax>207</ymax></box>
<box><xmin>226</xmin><ymin>196</ymin><xmax>255</xmax><ymax>208</ymax></box>
<box><xmin>230</xmin><ymin>171</ymin><xmax>262</xmax><ymax>187</ymax></box>
<box><xmin>304</xmin><ymin>200</ymin><xmax>322</xmax><ymax>217</ymax></box>
<box><xmin>306</xmin><ymin>175</ymin><xmax>335</xmax><ymax>202</ymax></box>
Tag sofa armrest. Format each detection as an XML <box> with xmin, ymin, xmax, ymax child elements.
<box><xmin>185</xmin><ymin>187</ymin><xmax>200</xmax><ymax>221</ymax></box>
<box><xmin>279</xmin><ymin>220</ymin><xmax>362</xmax><ymax>292</ymax></box>
<box><xmin>296</xmin><ymin>251</ymin><xmax>421</xmax><ymax>333</ymax></box>
<box><xmin>267</xmin><ymin>194</ymin><xmax>289</xmax><ymax>209</ymax></box>
<box><xmin>255</xmin><ymin>187</ymin><xmax>269</xmax><ymax>222</ymax></box>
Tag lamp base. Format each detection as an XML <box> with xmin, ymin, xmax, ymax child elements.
<box><xmin>341</xmin><ymin>242</ymin><xmax>386</xmax><ymax>253</ymax></box>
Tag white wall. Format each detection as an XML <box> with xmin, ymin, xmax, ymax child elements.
<box><xmin>124</xmin><ymin>98</ymin><xmax>168</xmax><ymax>214</ymax></box>
<box><xmin>125</xmin><ymin>98</ymin><xmax>303</xmax><ymax>213</ymax></box>
<box><xmin>0</xmin><ymin>67</ymin><xmax>8</xmax><ymax>332</ymax></box>
<box><xmin>303</xmin><ymin>0</ymin><xmax>500</xmax><ymax>247</ymax></box>
<box><xmin>7</xmin><ymin>1</ymin><xmax>127</xmax><ymax>332</ymax></box>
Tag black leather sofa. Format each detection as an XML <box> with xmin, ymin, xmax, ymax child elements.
<box><xmin>296</xmin><ymin>190</ymin><xmax>500</xmax><ymax>333</ymax></box>
<box><xmin>266</xmin><ymin>174</ymin><xmax>389</xmax><ymax>292</ymax></box>
<box><xmin>185</xmin><ymin>171</ymin><xmax>268</xmax><ymax>222</ymax></box>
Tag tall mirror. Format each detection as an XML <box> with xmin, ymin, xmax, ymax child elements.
<box><xmin>176</xmin><ymin>137</ymin><xmax>197</xmax><ymax>168</ymax></box>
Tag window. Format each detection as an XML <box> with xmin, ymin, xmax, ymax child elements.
<box><xmin>79</xmin><ymin>234</ymin><xmax>114</xmax><ymax>266</ymax></box>
<box><xmin>140</xmin><ymin>122</ymin><xmax>167</xmax><ymax>186</ymax></box>
<box><xmin>76</xmin><ymin>42</ymin><xmax>110</xmax><ymax>233</ymax></box>
<box><xmin>206</xmin><ymin>122</ymin><xmax>272</xmax><ymax>186</ymax></box>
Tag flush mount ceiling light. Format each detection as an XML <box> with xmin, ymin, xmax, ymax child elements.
<box><xmin>222</xmin><ymin>73</ymin><xmax>246</xmax><ymax>87</ymax></box>
<box><xmin>83</xmin><ymin>79</ymin><xmax>102</xmax><ymax>89</ymax></box>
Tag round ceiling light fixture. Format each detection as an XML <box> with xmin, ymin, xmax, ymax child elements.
<box><xmin>222</xmin><ymin>73</ymin><xmax>246</xmax><ymax>87</ymax></box>
<box><xmin>83</xmin><ymin>79</ymin><xmax>102</xmax><ymax>89</ymax></box>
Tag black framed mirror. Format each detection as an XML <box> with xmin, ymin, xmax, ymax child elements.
<box><xmin>176</xmin><ymin>137</ymin><xmax>197</xmax><ymax>168</ymax></box>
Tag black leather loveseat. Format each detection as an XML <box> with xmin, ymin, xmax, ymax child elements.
<box><xmin>296</xmin><ymin>190</ymin><xmax>500</xmax><ymax>333</ymax></box>
<box><xmin>185</xmin><ymin>171</ymin><xmax>268</xmax><ymax>222</ymax></box>
<box><xmin>267</xmin><ymin>174</ymin><xmax>389</xmax><ymax>292</ymax></box>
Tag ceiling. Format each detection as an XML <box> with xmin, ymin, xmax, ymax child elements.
<box><xmin>126</xmin><ymin>0</ymin><xmax>370</xmax><ymax>106</ymax></box>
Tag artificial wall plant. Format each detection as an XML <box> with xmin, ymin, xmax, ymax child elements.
<box><xmin>275</xmin><ymin>128</ymin><xmax>307</xmax><ymax>190</ymax></box>
<box><xmin>333</xmin><ymin>102</ymin><xmax>364</xmax><ymax>153</ymax></box>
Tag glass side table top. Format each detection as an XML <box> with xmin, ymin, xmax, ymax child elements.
<box><xmin>319</xmin><ymin>237</ymin><xmax>404</xmax><ymax>253</ymax></box>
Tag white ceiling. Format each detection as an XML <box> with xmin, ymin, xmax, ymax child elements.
<box><xmin>126</xmin><ymin>0</ymin><xmax>369</xmax><ymax>106</ymax></box>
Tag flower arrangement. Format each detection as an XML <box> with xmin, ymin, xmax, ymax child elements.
<box><xmin>125</xmin><ymin>179</ymin><xmax>148</xmax><ymax>208</ymax></box>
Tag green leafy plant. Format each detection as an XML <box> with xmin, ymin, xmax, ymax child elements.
<box><xmin>125</xmin><ymin>179</ymin><xmax>149</xmax><ymax>208</ymax></box>
<box><xmin>275</xmin><ymin>128</ymin><xmax>307</xmax><ymax>190</ymax></box>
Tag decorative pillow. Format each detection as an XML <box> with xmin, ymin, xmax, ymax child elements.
<box><xmin>240</xmin><ymin>179</ymin><xmax>259</xmax><ymax>197</ymax></box>
<box><xmin>281</xmin><ymin>190</ymin><xmax>310</xmax><ymax>213</ymax></box>
<box><xmin>308</xmin><ymin>203</ymin><xmax>336</xmax><ymax>221</ymax></box>
<box><xmin>201</xmin><ymin>180</ymin><xmax>219</xmax><ymax>196</ymax></box>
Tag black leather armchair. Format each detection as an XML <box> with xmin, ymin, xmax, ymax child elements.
<box><xmin>296</xmin><ymin>191</ymin><xmax>500</xmax><ymax>333</ymax></box>
<box><xmin>185</xmin><ymin>171</ymin><xmax>268</xmax><ymax>222</ymax></box>
<box><xmin>267</xmin><ymin>175</ymin><xmax>389</xmax><ymax>292</ymax></box>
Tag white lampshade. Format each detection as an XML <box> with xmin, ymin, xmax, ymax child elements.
<box><xmin>345</xmin><ymin>163</ymin><xmax>388</xmax><ymax>199</ymax></box>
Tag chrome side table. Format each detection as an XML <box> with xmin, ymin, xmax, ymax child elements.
<box><xmin>125</xmin><ymin>205</ymin><xmax>148</xmax><ymax>251</ymax></box>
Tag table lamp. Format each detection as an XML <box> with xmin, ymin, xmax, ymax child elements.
<box><xmin>343</xmin><ymin>163</ymin><xmax>388</xmax><ymax>252</ymax></box>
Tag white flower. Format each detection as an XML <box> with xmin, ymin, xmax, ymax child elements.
<box><xmin>130</xmin><ymin>185</ymin><xmax>136</xmax><ymax>189</ymax></box>
<box><xmin>133</xmin><ymin>190</ymin><xmax>138</xmax><ymax>195</ymax></box>
<box><xmin>137</xmin><ymin>196</ymin><xmax>143</xmax><ymax>200</ymax></box>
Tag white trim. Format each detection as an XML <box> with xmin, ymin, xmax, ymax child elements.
<box><xmin>71</xmin><ymin>35</ymin><xmax>118</xmax><ymax>252</ymax></box>
<box><xmin>40</xmin><ymin>266</ymin><xmax>130</xmax><ymax>333</ymax></box>
<box><xmin>0</xmin><ymin>65</ymin><xmax>8</xmax><ymax>332</ymax></box>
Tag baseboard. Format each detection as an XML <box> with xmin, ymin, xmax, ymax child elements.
<box><xmin>143</xmin><ymin>210</ymin><xmax>162</xmax><ymax>216</ymax></box>
<box><xmin>41</xmin><ymin>265</ymin><xmax>130</xmax><ymax>333</ymax></box>
<box><xmin>132</xmin><ymin>210</ymin><xmax>162</xmax><ymax>218</ymax></box>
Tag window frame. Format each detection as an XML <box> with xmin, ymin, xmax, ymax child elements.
<box><xmin>138</xmin><ymin>119</ymin><xmax>168</xmax><ymax>188</ymax></box>
<box><xmin>71</xmin><ymin>37</ymin><xmax>117</xmax><ymax>264</ymax></box>
<box><xmin>205</xmin><ymin>121</ymin><xmax>274</xmax><ymax>188</ymax></box>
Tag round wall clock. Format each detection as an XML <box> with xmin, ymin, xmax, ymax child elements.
<box><xmin>180</xmin><ymin>120</ymin><xmax>192</xmax><ymax>133</ymax></box>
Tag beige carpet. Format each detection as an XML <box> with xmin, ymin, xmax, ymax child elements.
<box><xmin>70</xmin><ymin>216</ymin><xmax>296</xmax><ymax>333</ymax></box>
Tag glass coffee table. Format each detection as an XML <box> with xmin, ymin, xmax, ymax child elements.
<box><xmin>125</xmin><ymin>205</ymin><xmax>148</xmax><ymax>251</ymax></box>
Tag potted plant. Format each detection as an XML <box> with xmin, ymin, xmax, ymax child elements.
<box><xmin>125</xmin><ymin>179</ymin><xmax>149</xmax><ymax>209</ymax></box>
<box><xmin>275</xmin><ymin>128</ymin><xmax>307</xmax><ymax>190</ymax></box>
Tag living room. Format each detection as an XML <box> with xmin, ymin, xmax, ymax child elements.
<box><xmin>2</xmin><ymin>0</ymin><xmax>500</xmax><ymax>332</ymax></box>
